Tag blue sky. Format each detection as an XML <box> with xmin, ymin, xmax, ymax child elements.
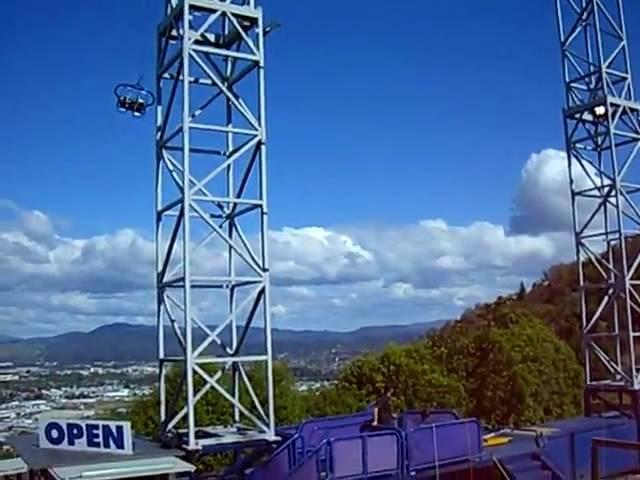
<box><xmin>1</xmin><ymin>1</ymin><xmax>639</xmax><ymax>336</ymax></box>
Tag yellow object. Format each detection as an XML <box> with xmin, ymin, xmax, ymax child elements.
<box><xmin>483</xmin><ymin>436</ymin><xmax>512</xmax><ymax>447</ymax></box>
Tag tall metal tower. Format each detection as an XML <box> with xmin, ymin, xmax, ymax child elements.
<box><xmin>155</xmin><ymin>0</ymin><xmax>276</xmax><ymax>450</ymax></box>
<box><xmin>556</xmin><ymin>0</ymin><xmax>640</xmax><ymax>415</ymax></box>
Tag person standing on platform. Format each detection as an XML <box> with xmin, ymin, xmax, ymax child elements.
<box><xmin>360</xmin><ymin>386</ymin><xmax>397</xmax><ymax>433</ymax></box>
<box><xmin>374</xmin><ymin>386</ymin><xmax>396</xmax><ymax>427</ymax></box>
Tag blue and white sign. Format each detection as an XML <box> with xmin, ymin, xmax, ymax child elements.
<box><xmin>38</xmin><ymin>419</ymin><xmax>133</xmax><ymax>455</ymax></box>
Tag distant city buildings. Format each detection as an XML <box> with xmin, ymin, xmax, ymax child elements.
<box><xmin>0</xmin><ymin>362</ymin><xmax>156</xmax><ymax>441</ymax></box>
<box><xmin>0</xmin><ymin>349</ymin><xmax>359</xmax><ymax>441</ymax></box>
<box><xmin>0</xmin><ymin>363</ymin><xmax>19</xmax><ymax>383</ymax></box>
<box><xmin>295</xmin><ymin>380</ymin><xmax>333</xmax><ymax>392</ymax></box>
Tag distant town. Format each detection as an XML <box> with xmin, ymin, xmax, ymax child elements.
<box><xmin>0</xmin><ymin>321</ymin><xmax>441</xmax><ymax>441</ymax></box>
<box><xmin>0</xmin><ymin>353</ymin><xmax>342</xmax><ymax>441</ymax></box>
<box><xmin>0</xmin><ymin>321</ymin><xmax>443</xmax><ymax>443</ymax></box>
<box><xmin>0</xmin><ymin>361</ymin><xmax>149</xmax><ymax>441</ymax></box>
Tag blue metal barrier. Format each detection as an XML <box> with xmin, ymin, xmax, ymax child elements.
<box><xmin>328</xmin><ymin>430</ymin><xmax>404</xmax><ymax>479</ymax></box>
<box><xmin>289</xmin><ymin>442</ymin><xmax>325</xmax><ymax>480</ymax></box>
<box><xmin>406</xmin><ymin>418</ymin><xmax>482</xmax><ymax>473</ymax></box>
<box><xmin>298</xmin><ymin>411</ymin><xmax>371</xmax><ymax>445</ymax></box>
<box><xmin>259</xmin><ymin>414</ymin><xmax>483</xmax><ymax>479</ymax></box>
<box><xmin>306</xmin><ymin>419</ymin><xmax>369</xmax><ymax>451</ymax></box>
<box><xmin>288</xmin><ymin>422</ymin><xmax>480</xmax><ymax>479</ymax></box>
<box><xmin>422</xmin><ymin>409</ymin><xmax>460</xmax><ymax>423</ymax></box>
<box><xmin>247</xmin><ymin>433</ymin><xmax>300</xmax><ymax>480</ymax></box>
<box><xmin>544</xmin><ymin>417</ymin><xmax>640</xmax><ymax>478</ymax></box>
<box><xmin>399</xmin><ymin>409</ymin><xmax>460</xmax><ymax>431</ymax></box>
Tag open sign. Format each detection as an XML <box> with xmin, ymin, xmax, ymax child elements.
<box><xmin>38</xmin><ymin>419</ymin><xmax>133</xmax><ymax>455</ymax></box>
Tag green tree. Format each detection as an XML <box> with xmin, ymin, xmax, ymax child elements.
<box><xmin>130</xmin><ymin>362</ymin><xmax>308</xmax><ymax>440</ymax></box>
<box><xmin>337</xmin><ymin>343</ymin><xmax>469</xmax><ymax>414</ymax></box>
<box><xmin>428</xmin><ymin>306</ymin><xmax>583</xmax><ymax>427</ymax></box>
<box><xmin>0</xmin><ymin>446</ymin><xmax>16</xmax><ymax>459</ymax></box>
<box><xmin>128</xmin><ymin>362</ymin><xmax>309</xmax><ymax>472</ymax></box>
<box><xmin>303</xmin><ymin>383</ymin><xmax>368</xmax><ymax>418</ymax></box>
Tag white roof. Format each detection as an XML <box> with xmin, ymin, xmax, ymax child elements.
<box><xmin>36</xmin><ymin>410</ymin><xmax>94</xmax><ymax>421</ymax></box>
<box><xmin>0</xmin><ymin>457</ymin><xmax>28</xmax><ymax>475</ymax></box>
<box><xmin>49</xmin><ymin>457</ymin><xmax>195</xmax><ymax>480</ymax></box>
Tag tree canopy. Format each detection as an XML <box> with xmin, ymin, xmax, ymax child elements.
<box><xmin>428</xmin><ymin>305</ymin><xmax>583</xmax><ymax>427</ymax></box>
<box><xmin>336</xmin><ymin>343</ymin><xmax>469</xmax><ymax>414</ymax></box>
<box><xmin>129</xmin><ymin>308</ymin><xmax>583</xmax><ymax>445</ymax></box>
<box><xmin>130</xmin><ymin>362</ymin><xmax>310</xmax><ymax>440</ymax></box>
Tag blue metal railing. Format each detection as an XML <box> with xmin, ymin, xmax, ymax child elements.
<box><xmin>250</xmin><ymin>412</ymin><xmax>483</xmax><ymax>479</ymax></box>
<box><xmin>328</xmin><ymin>429</ymin><xmax>404</xmax><ymax>479</ymax></box>
<box><xmin>405</xmin><ymin>418</ymin><xmax>483</xmax><ymax>473</ymax></box>
<box><xmin>247</xmin><ymin>433</ymin><xmax>301</xmax><ymax>480</ymax></box>
<box><xmin>288</xmin><ymin>441</ymin><xmax>325</xmax><ymax>480</ymax></box>
<box><xmin>286</xmin><ymin>417</ymin><xmax>482</xmax><ymax>479</ymax></box>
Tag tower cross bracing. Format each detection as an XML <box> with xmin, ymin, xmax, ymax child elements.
<box><xmin>556</xmin><ymin>0</ymin><xmax>640</xmax><ymax>393</ymax></box>
<box><xmin>155</xmin><ymin>0</ymin><xmax>275</xmax><ymax>450</ymax></box>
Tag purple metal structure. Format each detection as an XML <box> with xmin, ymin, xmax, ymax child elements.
<box><xmin>591</xmin><ymin>437</ymin><xmax>640</xmax><ymax>479</ymax></box>
<box><xmin>238</xmin><ymin>409</ymin><xmax>640</xmax><ymax>478</ymax></box>
<box><xmin>245</xmin><ymin>410</ymin><xmax>483</xmax><ymax>479</ymax></box>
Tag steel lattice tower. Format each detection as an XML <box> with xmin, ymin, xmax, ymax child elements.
<box><xmin>556</xmin><ymin>0</ymin><xmax>640</xmax><ymax>411</ymax></box>
<box><xmin>155</xmin><ymin>0</ymin><xmax>276</xmax><ymax>450</ymax></box>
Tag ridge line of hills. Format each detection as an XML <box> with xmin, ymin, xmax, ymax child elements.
<box><xmin>0</xmin><ymin>320</ymin><xmax>448</xmax><ymax>365</ymax></box>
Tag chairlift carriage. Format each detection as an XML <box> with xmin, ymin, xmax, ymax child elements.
<box><xmin>114</xmin><ymin>81</ymin><xmax>155</xmax><ymax>118</ymax></box>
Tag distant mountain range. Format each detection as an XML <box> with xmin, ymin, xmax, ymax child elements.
<box><xmin>0</xmin><ymin>321</ymin><xmax>447</xmax><ymax>365</ymax></box>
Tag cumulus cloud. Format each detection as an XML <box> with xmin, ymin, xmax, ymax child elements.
<box><xmin>0</xmin><ymin>149</ymin><xmax>582</xmax><ymax>336</ymax></box>
<box><xmin>509</xmin><ymin>149</ymin><xmax>573</xmax><ymax>234</ymax></box>
<box><xmin>509</xmin><ymin>148</ymin><xmax>612</xmax><ymax>235</ymax></box>
<box><xmin>0</xmin><ymin>228</ymin><xmax>154</xmax><ymax>294</ymax></box>
<box><xmin>269</xmin><ymin>280</ymin><xmax>499</xmax><ymax>332</ymax></box>
<box><xmin>269</xmin><ymin>227</ymin><xmax>376</xmax><ymax>286</ymax></box>
<box><xmin>349</xmin><ymin>219</ymin><xmax>569</xmax><ymax>290</ymax></box>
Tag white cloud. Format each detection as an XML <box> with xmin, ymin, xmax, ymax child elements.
<box><xmin>348</xmin><ymin>219</ymin><xmax>569</xmax><ymax>290</ymax></box>
<box><xmin>509</xmin><ymin>148</ymin><xmax>610</xmax><ymax>235</ymax></box>
<box><xmin>284</xmin><ymin>286</ymin><xmax>315</xmax><ymax>298</ymax></box>
<box><xmin>0</xmin><ymin>149</ymin><xmax>581</xmax><ymax>336</ymax></box>
<box><xmin>21</xmin><ymin>210</ymin><xmax>56</xmax><ymax>245</ymax></box>
<box><xmin>0</xmin><ymin>228</ymin><xmax>154</xmax><ymax>294</ymax></box>
<box><xmin>270</xmin><ymin>304</ymin><xmax>288</xmax><ymax>317</ymax></box>
<box><xmin>269</xmin><ymin>226</ymin><xmax>376</xmax><ymax>286</ymax></box>
<box><xmin>510</xmin><ymin>149</ymin><xmax>572</xmax><ymax>234</ymax></box>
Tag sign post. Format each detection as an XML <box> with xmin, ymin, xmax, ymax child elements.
<box><xmin>38</xmin><ymin>419</ymin><xmax>134</xmax><ymax>455</ymax></box>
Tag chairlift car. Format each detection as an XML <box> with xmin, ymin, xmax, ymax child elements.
<box><xmin>114</xmin><ymin>81</ymin><xmax>155</xmax><ymax>118</ymax></box>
